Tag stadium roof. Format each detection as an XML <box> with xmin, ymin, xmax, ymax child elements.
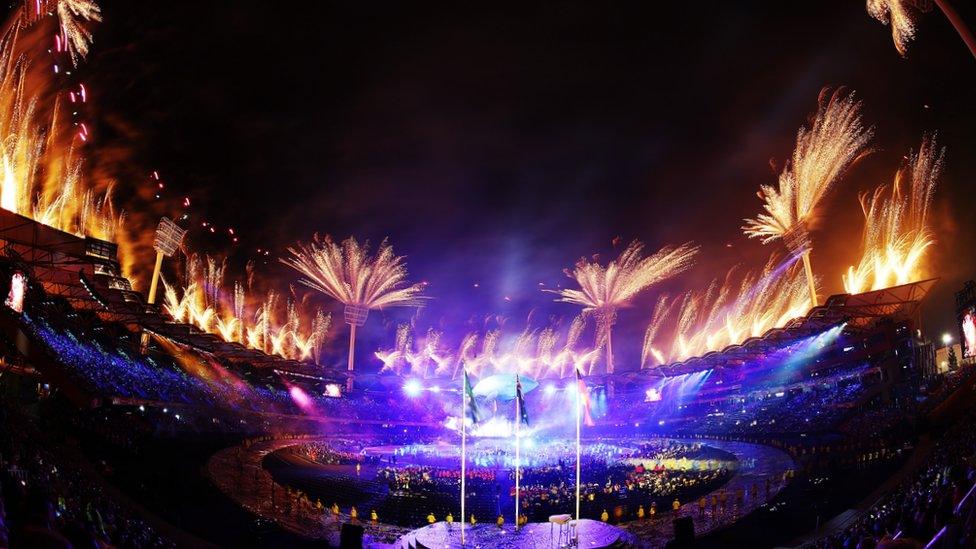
<box><xmin>651</xmin><ymin>278</ymin><xmax>937</xmax><ymax>377</ymax></box>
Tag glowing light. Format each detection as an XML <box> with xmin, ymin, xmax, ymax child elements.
<box><xmin>288</xmin><ymin>385</ymin><xmax>313</xmax><ymax>411</ymax></box>
<box><xmin>543</xmin><ymin>384</ymin><xmax>557</xmax><ymax>396</ymax></box>
<box><xmin>5</xmin><ymin>272</ymin><xmax>25</xmax><ymax>313</ymax></box>
<box><xmin>403</xmin><ymin>379</ymin><xmax>423</xmax><ymax>397</ymax></box>
<box><xmin>962</xmin><ymin>312</ymin><xmax>976</xmax><ymax>359</ymax></box>
<box><xmin>645</xmin><ymin>387</ymin><xmax>662</xmax><ymax>402</ymax></box>
<box><xmin>942</xmin><ymin>333</ymin><xmax>953</xmax><ymax>345</ymax></box>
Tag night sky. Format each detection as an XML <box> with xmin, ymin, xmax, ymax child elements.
<box><xmin>78</xmin><ymin>1</ymin><xmax>976</xmax><ymax>372</ymax></box>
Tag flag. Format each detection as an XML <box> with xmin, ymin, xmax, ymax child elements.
<box><xmin>515</xmin><ymin>374</ymin><xmax>529</xmax><ymax>426</ymax></box>
<box><xmin>463</xmin><ymin>369</ymin><xmax>479</xmax><ymax>423</ymax></box>
<box><xmin>576</xmin><ymin>368</ymin><xmax>594</xmax><ymax>427</ymax></box>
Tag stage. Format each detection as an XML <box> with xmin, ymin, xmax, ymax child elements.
<box><xmin>210</xmin><ymin>435</ymin><xmax>794</xmax><ymax>547</ymax></box>
<box><xmin>394</xmin><ymin>519</ymin><xmax>639</xmax><ymax>549</ymax></box>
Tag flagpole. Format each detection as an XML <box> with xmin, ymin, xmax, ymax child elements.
<box><xmin>461</xmin><ymin>380</ymin><xmax>466</xmax><ymax>545</ymax></box>
<box><xmin>575</xmin><ymin>372</ymin><xmax>582</xmax><ymax>527</ymax></box>
<box><xmin>514</xmin><ymin>384</ymin><xmax>521</xmax><ymax>531</ymax></box>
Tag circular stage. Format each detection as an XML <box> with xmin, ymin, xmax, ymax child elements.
<box><xmin>213</xmin><ymin>436</ymin><xmax>794</xmax><ymax>547</ymax></box>
<box><xmin>264</xmin><ymin>437</ymin><xmax>739</xmax><ymax>529</ymax></box>
<box><xmin>396</xmin><ymin>519</ymin><xmax>639</xmax><ymax>549</ymax></box>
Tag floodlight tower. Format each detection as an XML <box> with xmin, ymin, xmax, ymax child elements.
<box><xmin>343</xmin><ymin>303</ymin><xmax>370</xmax><ymax>392</ymax></box>
<box><xmin>140</xmin><ymin>217</ymin><xmax>187</xmax><ymax>351</ymax></box>
<box><xmin>783</xmin><ymin>223</ymin><xmax>818</xmax><ymax>307</ymax></box>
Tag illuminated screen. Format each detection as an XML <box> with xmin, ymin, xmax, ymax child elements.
<box><xmin>5</xmin><ymin>272</ymin><xmax>25</xmax><ymax>313</ymax></box>
<box><xmin>962</xmin><ymin>308</ymin><xmax>976</xmax><ymax>359</ymax></box>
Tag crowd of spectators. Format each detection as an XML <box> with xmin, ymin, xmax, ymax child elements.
<box><xmin>607</xmin><ymin>372</ymin><xmax>873</xmax><ymax>438</ymax></box>
<box><xmin>0</xmin><ymin>396</ymin><xmax>174</xmax><ymax>548</ymax></box>
<box><xmin>15</xmin><ymin>296</ymin><xmax>446</xmax><ymax>432</ymax></box>
<box><xmin>808</xmin><ymin>407</ymin><xmax>976</xmax><ymax>549</ymax></box>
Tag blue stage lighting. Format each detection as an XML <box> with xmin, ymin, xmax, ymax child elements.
<box><xmin>403</xmin><ymin>379</ymin><xmax>423</xmax><ymax>397</ymax></box>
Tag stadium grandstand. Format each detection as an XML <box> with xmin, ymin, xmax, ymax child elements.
<box><xmin>0</xmin><ymin>208</ymin><xmax>972</xmax><ymax>549</ymax></box>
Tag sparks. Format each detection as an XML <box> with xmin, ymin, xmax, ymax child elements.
<box><xmin>641</xmin><ymin>254</ymin><xmax>811</xmax><ymax>368</ymax></box>
<box><xmin>283</xmin><ymin>235</ymin><xmax>426</xmax><ymax>310</ymax></box>
<box><xmin>375</xmin><ymin>314</ymin><xmax>600</xmax><ymax>380</ymax></box>
<box><xmin>743</xmin><ymin>88</ymin><xmax>873</xmax><ymax>305</ymax></box>
<box><xmin>282</xmin><ymin>235</ymin><xmax>425</xmax><ymax>388</ymax></box>
<box><xmin>163</xmin><ymin>255</ymin><xmax>331</xmax><ymax>362</ymax></box>
<box><xmin>549</xmin><ymin>240</ymin><xmax>698</xmax><ymax>374</ymax></box>
<box><xmin>843</xmin><ymin>135</ymin><xmax>944</xmax><ymax>294</ymax></box>
<box><xmin>55</xmin><ymin>0</ymin><xmax>103</xmax><ymax>66</ymax></box>
<box><xmin>866</xmin><ymin>0</ymin><xmax>928</xmax><ymax>57</ymax></box>
<box><xmin>0</xmin><ymin>0</ymin><xmax>119</xmax><ymax>243</ymax></box>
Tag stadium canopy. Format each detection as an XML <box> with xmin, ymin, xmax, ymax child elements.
<box><xmin>649</xmin><ymin>278</ymin><xmax>937</xmax><ymax>378</ymax></box>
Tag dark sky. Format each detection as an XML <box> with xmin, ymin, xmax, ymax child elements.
<box><xmin>81</xmin><ymin>1</ymin><xmax>976</xmax><ymax>372</ymax></box>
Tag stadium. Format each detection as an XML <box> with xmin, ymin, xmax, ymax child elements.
<box><xmin>1</xmin><ymin>2</ymin><xmax>976</xmax><ymax>549</ymax></box>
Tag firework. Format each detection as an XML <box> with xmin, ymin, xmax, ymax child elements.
<box><xmin>0</xmin><ymin>1</ymin><xmax>120</xmax><ymax>243</ymax></box>
<box><xmin>843</xmin><ymin>135</ymin><xmax>944</xmax><ymax>294</ymax></box>
<box><xmin>641</xmin><ymin>254</ymin><xmax>811</xmax><ymax>367</ymax></box>
<box><xmin>550</xmin><ymin>240</ymin><xmax>698</xmax><ymax>374</ymax></box>
<box><xmin>743</xmin><ymin>88</ymin><xmax>873</xmax><ymax>305</ymax></box>
<box><xmin>54</xmin><ymin>0</ymin><xmax>103</xmax><ymax>66</ymax></box>
<box><xmin>282</xmin><ymin>235</ymin><xmax>425</xmax><ymax>389</ymax></box>
<box><xmin>866</xmin><ymin>0</ymin><xmax>926</xmax><ymax>56</ymax></box>
<box><xmin>376</xmin><ymin>314</ymin><xmax>600</xmax><ymax>380</ymax></box>
<box><xmin>163</xmin><ymin>255</ymin><xmax>331</xmax><ymax>362</ymax></box>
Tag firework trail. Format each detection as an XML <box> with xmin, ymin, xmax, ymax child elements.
<box><xmin>641</xmin><ymin>254</ymin><xmax>811</xmax><ymax>368</ymax></box>
<box><xmin>550</xmin><ymin>240</ymin><xmax>698</xmax><ymax>374</ymax></box>
<box><xmin>282</xmin><ymin>235</ymin><xmax>425</xmax><ymax>389</ymax></box>
<box><xmin>843</xmin><ymin>135</ymin><xmax>944</xmax><ymax>293</ymax></box>
<box><xmin>743</xmin><ymin>88</ymin><xmax>873</xmax><ymax>305</ymax></box>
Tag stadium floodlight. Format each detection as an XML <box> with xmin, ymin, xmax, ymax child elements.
<box><xmin>153</xmin><ymin>217</ymin><xmax>187</xmax><ymax>257</ymax></box>
<box><xmin>403</xmin><ymin>379</ymin><xmax>423</xmax><ymax>397</ymax></box>
<box><xmin>141</xmin><ymin>217</ymin><xmax>187</xmax><ymax>352</ymax></box>
<box><xmin>148</xmin><ymin>217</ymin><xmax>187</xmax><ymax>304</ymax></box>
